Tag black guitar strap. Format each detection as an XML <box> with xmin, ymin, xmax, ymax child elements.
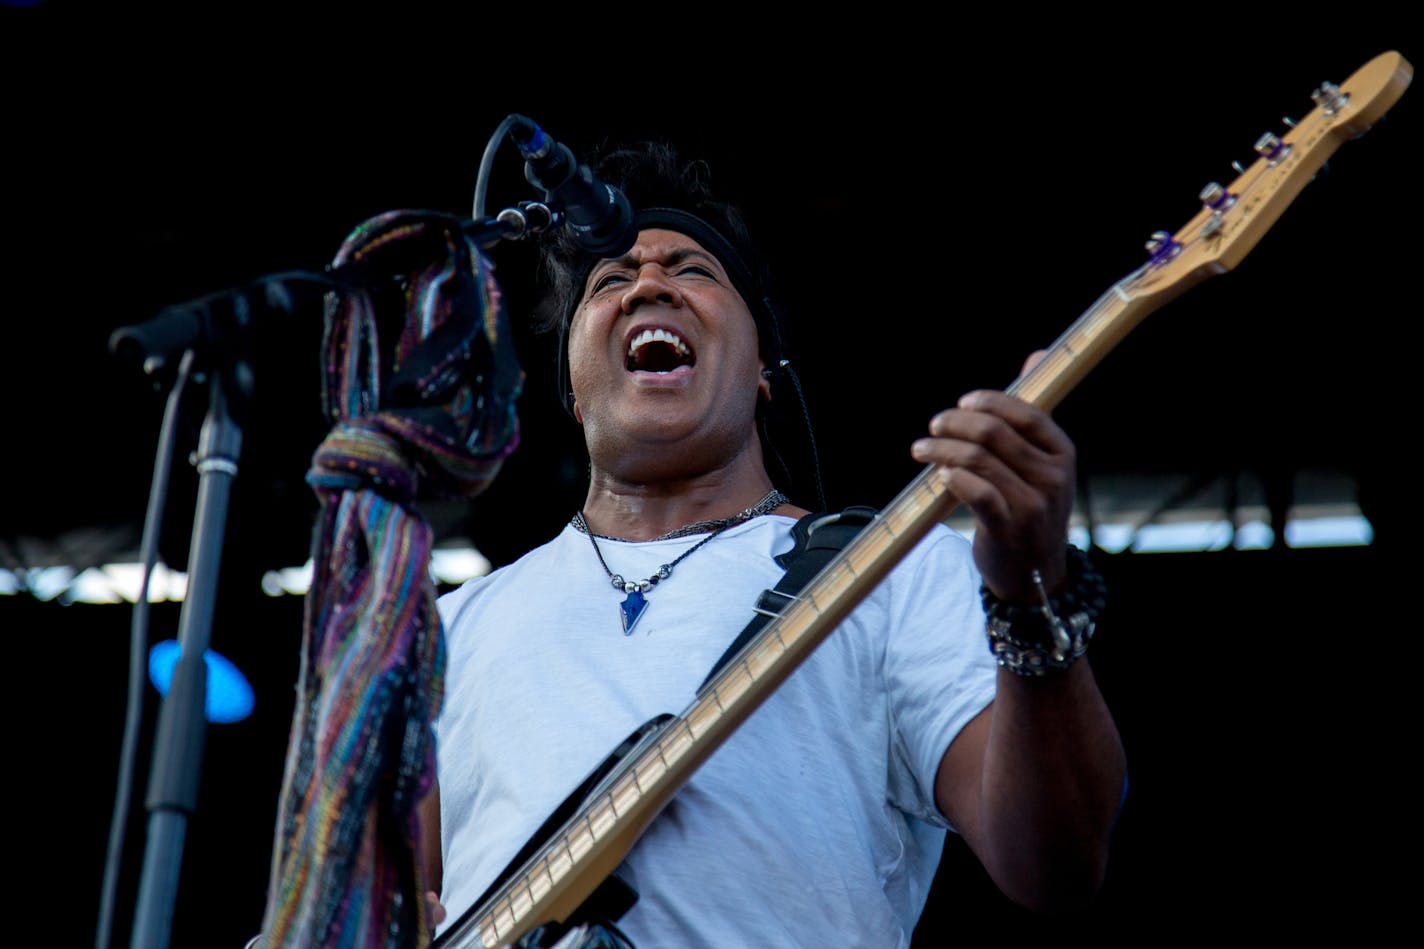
<box><xmin>699</xmin><ymin>505</ymin><xmax>879</xmax><ymax>691</ymax></box>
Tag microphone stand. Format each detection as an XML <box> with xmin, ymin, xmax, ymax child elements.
<box><xmin>123</xmin><ymin>276</ymin><xmax>273</xmax><ymax>949</ymax></box>
<box><xmin>113</xmin><ymin>199</ymin><xmax>556</xmax><ymax>949</ymax></box>
<box><xmin>129</xmin><ymin>351</ymin><xmax>244</xmax><ymax>949</ymax></box>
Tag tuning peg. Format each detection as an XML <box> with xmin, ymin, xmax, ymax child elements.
<box><xmin>1283</xmin><ymin>116</ymin><xmax>1298</xmax><ymax>128</ymax></box>
<box><xmin>1199</xmin><ymin>181</ymin><xmax>1236</xmax><ymax>211</ymax></box>
<box><xmin>1231</xmin><ymin>160</ymin><xmax>1248</xmax><ymax>175</ymax></box>
<box><xmin>1254</xmin><ymin>131</ymin><xmax>1291</xmax><ymax>163</ymax></box>
<box><xmin>1311</xmin><ymin>80</ymin><xmax>1349</xmax><ymax>116</ymax></box>
<box><xmin>1144</xmin><ymin>230</ymin><xmax>1179</xmax><ymax>261</ymax></box>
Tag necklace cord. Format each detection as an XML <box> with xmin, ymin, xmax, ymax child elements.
<box><xmin>574</xmin><ymin>489</ymin><xmax>788</xmax><ymax>593</ymax></box>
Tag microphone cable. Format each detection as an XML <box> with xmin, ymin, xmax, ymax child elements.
<box><xmin>95</xmin><ymin>349</ymin><xmax>199</xmax><ymax>949</ymax></box>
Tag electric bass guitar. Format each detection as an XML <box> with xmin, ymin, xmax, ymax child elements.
<box><xmin>433</xmin><ymin>49</ymin><xmax>1413</xmax><ymax>949</ymax></box>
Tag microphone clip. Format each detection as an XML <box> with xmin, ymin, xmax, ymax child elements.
<box><xmin>506</xmin><ymin>115</ymin><xmax>637</xmax><ymax>257</ymax></box>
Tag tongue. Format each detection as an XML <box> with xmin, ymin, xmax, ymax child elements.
<box><xmin>629</xmin><ymin>342</ymin><xmax>690</xmax><ymax>373</ymax></box>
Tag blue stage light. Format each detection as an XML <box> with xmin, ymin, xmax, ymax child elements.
<box><xmin>147</xmin><ymin>640</ymin><xmax>255</xmax><ymax>723</ymax></box>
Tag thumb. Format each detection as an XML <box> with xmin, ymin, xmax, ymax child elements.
<box><xmin>426</xmin><ymin>890</ymin><xmax>447</xmax><ymax>927</ymax></box>
<box><xmin>1021</xmin><ymin>349</ymin><xmax>1049</xmax><ymax>375</ymax></box>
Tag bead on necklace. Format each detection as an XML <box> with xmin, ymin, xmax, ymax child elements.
<box><xmin>572</xmin><ymin>489</ymin><xmax>788</xmax><ymax>634</ymax></box>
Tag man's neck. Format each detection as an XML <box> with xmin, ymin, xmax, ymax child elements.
<box><xmin>579</xmin><ymin>464</ymin><xmax>792</xmax><ymax>541</ymax></box>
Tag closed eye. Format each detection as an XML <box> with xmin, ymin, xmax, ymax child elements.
<box><xmin>589</xmin><ymin>272</ymin><xmax>630</xmax><ymax>294</ymax></box>
<box><xmin>590</xmin><ymin>266</ymin><xmax>713</xmax><ymax>295</ymax></box>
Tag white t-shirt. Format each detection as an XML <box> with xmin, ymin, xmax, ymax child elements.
<box><xmin>434</xmin><ymin>514</ymin><xmax>997</xmax><ymax>948</ymax></box>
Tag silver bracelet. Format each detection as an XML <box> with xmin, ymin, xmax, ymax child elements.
<box><xmin>981</xmin><ymin>545</ymin><xmax>1105</xmax><ymax>676</ymax></box>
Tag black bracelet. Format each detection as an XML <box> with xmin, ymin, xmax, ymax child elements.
<box><xmin>980</xmin><ymin>544</ymin><xmax>1106</xmax><ymax>676</ymax></box>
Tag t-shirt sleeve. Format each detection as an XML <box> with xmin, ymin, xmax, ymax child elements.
<box><xmin>881</xmin><ymin>525</ymin><xmax>998</xmax><ymax>829</ymax></box>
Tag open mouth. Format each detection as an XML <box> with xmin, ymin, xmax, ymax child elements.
<box><xmin>626</xmin><ymin>328</ymin><xmax>696</xmax><ymax>373</ymax></box>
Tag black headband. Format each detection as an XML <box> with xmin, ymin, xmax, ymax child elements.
<box><xmin>556</xmin><ymin>207</ymin><xmax>785</xmax><ymax>414</ymax></box>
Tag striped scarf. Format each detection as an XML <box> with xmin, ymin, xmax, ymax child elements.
<box><xmin>262</xmin><ymin>210</ymin><xmax>523</xmax><ymax>948</ymax></box>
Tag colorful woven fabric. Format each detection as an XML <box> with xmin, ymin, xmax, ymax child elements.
<box><xmin>262</xmin><ymin>210</ymin><xmax>522</xmax><ymax>948</ymax></box>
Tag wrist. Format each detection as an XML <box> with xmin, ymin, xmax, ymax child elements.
<box><xmin>980</xmin><ymin>545</ymin><xmax>1106</xmax><ymax>676</ymax></box>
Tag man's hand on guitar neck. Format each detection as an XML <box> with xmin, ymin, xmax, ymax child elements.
<box><xmin>910</xmin><ymin>351</ymin><xmax>1075</xmax><ymax>605</ymax></box>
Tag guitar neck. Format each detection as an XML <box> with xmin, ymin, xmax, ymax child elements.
<box><xmin>440</xmin><ymin>50</ymin><xmax>1413</xmax><ymax>949</ymax></box>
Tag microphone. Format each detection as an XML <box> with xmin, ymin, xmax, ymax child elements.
<box><xmin>509</xmin><ymin>116</ymin><xmax>637</xmax><ymax>257</ymax></box>
<box><xmin>109</xmin><ymin>272</ymin><xmax>342</xmax><ymax>375</ymax></box>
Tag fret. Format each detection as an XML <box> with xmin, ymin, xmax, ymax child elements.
<box><xmin>609</xmin><ymin>773</ymin><xmax>640</xmax><ymax>817</ymax></box>
<box><xmin>817</xmin><ymin>552</ymin><xmax>867</xmax><ymax>595</ymax></box>
<box><xmin>744</xmin><ymin>636</ymin><xmax>785</xmax><ymax>680</ymax></box>
<box><xmin>709</xmin><ymin>676</ymin><xmax>734</xmax><ymax>710</ymax></box>
<box><xmin>763</xmin><ymin>629</ymin><xmax>804</xmax><ymax>667</ymax></box>
<box><xmin>740</xmin><ymin>649</ymin><xmax>763</xmax><ymax>681</ymax></box>
<box><xmin>634</xmin><ymin>755</ymin><xmax>667</xmax><ymax>789</ymax></box>
<box><xmin>566</xmin><ymin>817</ymin><xmax>595</xmax><ymax>861</ymax></box>
<box><xmin>659</xmin><ymin>722</ymin><xmax>693</xmax><ymax>763</ymax></box>
<box><xmin>713</xmin><ymin>666</ymin><xmax>750</xmax><ymax>709</ymax></box>
<box><xmin>795</xmin><ymin>582</ymin><xmax>825</xmax><ymax>620</ymax></box>
<box><xmin>829</xmin><ymin>552</ymin><xmax>869</xmax><ymax>587</ymax></box>
<box><xmin>774</xmin><ymin>589</ymin><xmax>815</xmax><ymax>625</ymax></box>
<box><xmin>871</xmin><ymin>498</ymin><xmax>919</xmax><ymax>540</ymax></box>
<box><xmin>547</xmin><ymin>841</ymin><xmax>573</xmax><ymax>882</ymax></box>
<box><xmin>488</xmin><ymin>900</ymin><xmax>514</xmax><ymax>941</ymax></box>
<box><xmin>508</xmin><ymin>880</ymin><xmax>534</xmax><ymax>921</ymax></box>
<box><xmin>528</xmin><ymin>864</ymin><xmax>553</xmax><ymax>904</ymax></box>
<box><xmin>911</xmin><ymin>469</ymin><xmax>943</xmax><ymax>502</ymax></box>
<box><xmin>587</xmin><ymin>798</ymin><xmax>616</xmax><ymax>838</ymax></box>
<box><xmin>771</xmin><ymin>622</ymin><xmax>794</xmax><ymax>653</ymax></box>
<box><xmin>676</xmin><ymin>717</ymin><xmax>697</xmax><ymax>749</ymax></box>
<box><xmin>684</xmin><ymin>698</ymin><xmax>721</xmax><ymax>739</ymax></box>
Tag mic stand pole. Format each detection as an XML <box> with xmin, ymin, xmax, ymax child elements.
<box><xmin>129</xmin><ymin>349</ymin><xmax>246</xmax><ymax>949</ymax></box>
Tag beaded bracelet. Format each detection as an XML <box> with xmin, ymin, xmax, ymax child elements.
<box><xmin>980</xmin><ymin>544</ymin><xmax>1107</xmax><ymax>676</ymax></box>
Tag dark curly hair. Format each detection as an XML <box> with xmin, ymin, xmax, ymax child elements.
<box><xmin>537</xmin><ymin>141</ymin><xmax>782</xmax><ymax>354</ymax></box>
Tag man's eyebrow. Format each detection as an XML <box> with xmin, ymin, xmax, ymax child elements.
<box><xmin>596</xmin><ymin>247</ymin><xmax>719</xmax><ymax>271</ymax></box>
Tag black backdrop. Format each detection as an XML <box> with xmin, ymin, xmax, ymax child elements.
<box><xmin>2</xmin><ymin>10</ymin><xmax>1417</xmax><ymax>948</ymax></box>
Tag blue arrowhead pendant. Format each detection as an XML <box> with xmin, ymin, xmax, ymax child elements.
<box><xmin>619</xmin><ymin>589</ymin><xmax>648</xmax><ymax>635</ymax></box>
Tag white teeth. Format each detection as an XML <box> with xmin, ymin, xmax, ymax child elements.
<box><xmin>627</xmin><ymin>328</ymin><xmax>691</xmax><ymax>357</ymax></box>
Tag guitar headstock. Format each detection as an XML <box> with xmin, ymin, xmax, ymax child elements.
<box><xmin>1125</xmin><ymin>50</ymin><xmax>1413</xmax><ymax>308</ymax></box>
<box><xmin>1008</xmin><ymin>49</ymin><xmax>1412</xmax><ymax>414</ymax></box>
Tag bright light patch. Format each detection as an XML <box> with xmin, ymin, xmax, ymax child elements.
<box><xmin>1132</xmin><ymin>520</ymin><xmax>1234</xmax><ymax>553</ymax></box>
<box><xmin>257</xmin><ymin>547</ymin><xmax>491</xmax><ymax>597</ymax></box>
<box><xmin>147</xmin><ymin>640</ymin><xmax>255</xmax><ymax>723</ymax></box>
<box><xmin>1091</xmin><ymin>524</ymin><xmax>1134</xmax><ymax>554</ymax></box>
<box><xmin>1286</xmin><ymin>515</ymin><xmax>1374</xmax><ymax>548</ymax></box>
<box><xmin>23</xmin><ymin>566</ymin><xmax>75</xmax><ymax>601</ymax></box>
<box><xmin>261</xmin><ymin>564</ymin><xmax>314</xmax><ymax>597</ymax></box>
<box><xmin>1234</xmin><ymin>520</ymin><xmax>1275</xmax><ymax>550</ymax></box>
<box><xmin>102</xmin><ymin>563</ymin><xmax>189</xmax><ymax>602</ymax></box>
<box><xmin>431</xmin><ymin>548</ymin><xmax>491</xmax><ymax>585</ymax></box>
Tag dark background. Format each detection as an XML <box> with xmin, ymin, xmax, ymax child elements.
<box><xmin>2</xmin><ymin>8</ymin><xmax>1417</xmax><ymax>947</ymax></box>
